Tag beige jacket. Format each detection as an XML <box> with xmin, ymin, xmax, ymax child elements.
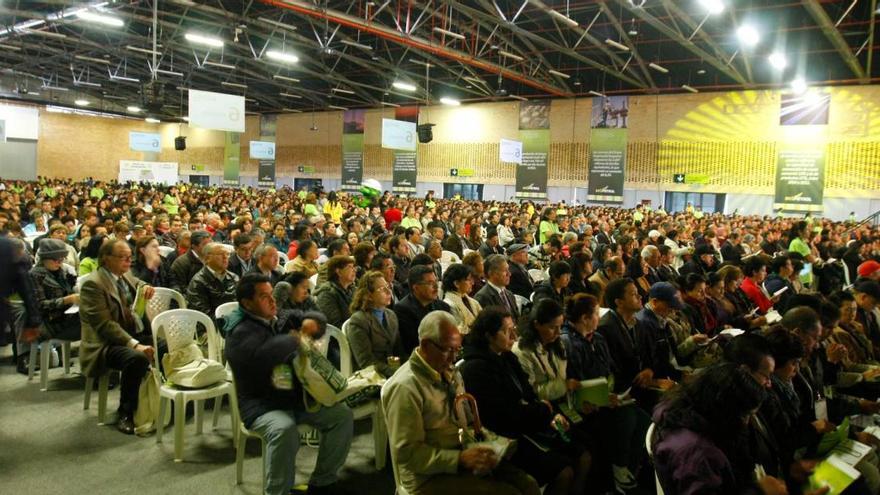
<box><xmin>443</xmin><ymin>291</ymin><xmax>483</xmax><ymax>335</ymax></box>
<box><xmin>512</xmin><ymin>341</ymin><xmax>568</xmax><ymax>402</ymax></box>
<box><xmin>381</xmin><ymin>349</ymin><xmax>466</xmax><ymax>494</ymax></box>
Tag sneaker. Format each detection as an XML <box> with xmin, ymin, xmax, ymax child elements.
<box><xmin>613</xmin><ymin>465</ymin><xmax>638</xmax><ymax>494</ymax></box>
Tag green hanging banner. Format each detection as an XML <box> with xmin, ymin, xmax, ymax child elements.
<box><xmin>223</xmin><ymin>131</ymin><xmax>241</xmax><ymax>186</ymax></box>
<box><xmin>342</xmin><ymin>109</ymin><xmax>365</xmax><ymax>191</ymax></box>
<box><xmin>257</xmin><ymin>114</ymin><xmax>277</xmax><ymax>188</ymax></box>
<box><xmin>588</xmin><ymin>96</ymin><xmax>629</xmax><ymax>203</ymax></box>
<box><xmin>516</xmin><ymin>100</ymin><xmax>550</xmax><ymax>200</ymax></box>
<box><xmin>392</xmin><ymin>106</ymin><xmax>419</xmax><ymax>195</ymax></box>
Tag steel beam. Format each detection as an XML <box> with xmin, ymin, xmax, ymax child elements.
<box><xmin>801</xmin><ymin>0</ymin><xmax>866</xmax><ymax>80</ymax></box>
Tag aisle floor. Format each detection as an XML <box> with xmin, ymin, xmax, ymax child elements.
<box><xmin>0</xmin><ymin>344</ymin><xmax>396</xmax><ymax>495</ymax></box>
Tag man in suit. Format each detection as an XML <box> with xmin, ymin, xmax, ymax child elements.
<box><xmin>478</xmin><ymin>227</ymin><xmax>505</xmax><ymax>259</ymax></box>
<box><xmin>506</xmin><ymin>243</ymin><xmax>534</xmax><ymax>300</ymax></box>
<box><xmin>169</xmin><ymin>230</ymin><xmax>212</xmax><ymax>293</ymax></box>
<box><xmin>595</xmin><ymin>221</ymin><xmax>615</xmax><ymax>246</ymax></box>
<box><xmin>249</xmin><ymin>244</ymin><xmax>284</xmax><ymax>287</ymax></box>
<box><xmin>641</xmin><ymin>245</ymin><xmax>663</xmax><ymax>286</ymax></box>
<box><xmin>79</xmin><ymin>239</ymin><xmax>156</xmax><ymax>434</ymax></box>
<box><xmin>404</xmin><ymin>227</ymin><xmax>424</xmax><ymax>260</ymax></box>
<box><xmin>227</xmin><ymin>233</ymin><xmax>255</xmax><ymax>278</ymax></box>
<box><xmin>596</xmin><ymin>278</ymin><xmax>648</xmax><ymax>395</ymax></box>
<box><xmin>720</xmin><ymin>232</ymin><xmax>744</xmax><ymax>265</ymax></box>
<box><xmin>442</xmin><ymin>221</ymin><xmax>466</xmax><ymax>261</ymax></box>
<box><xmin>474</xmin><ymin>254</ymin><xmax>519</xmax><ymax>319</ymax></box>
<box><xmin>656</xmin><ymin>245</ymin><xmax>680</xmax><ymax>283</ymax></box>
<box><xmin>394</xmin><ymin>265</ymin><xmax>451</xmax><ymax>354</ymax></box>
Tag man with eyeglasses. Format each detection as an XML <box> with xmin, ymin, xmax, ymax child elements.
<box><xmin>382</xmin><ymin>311</ymin><xmax>540</xmax><ymax>495</ymax></box>
<box><xmin>187</xmin><ymin>242</ymin><xmax>239</xmax><ymax>318</ymax></box>
<box><xmin>79</xmin><ymin>238</ymin><xmax>157</xmax><ymax>434</ymax></box>
<box><xmin>394</xmin><ymin>265</ymin><xmax>452</xmax><ymax>354</ymax></box>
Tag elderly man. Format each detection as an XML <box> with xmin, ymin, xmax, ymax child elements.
<box><xmin>250</xmin><ymin>244</ymin><xmax>283</xmax><ymax>286</ymax></box>
<box><xmin>186</xmin><ymin>242</ymin><xmax>239</xmax><ymax>318</ymax></box>
<box><xmin>395</xmin><ymin>266</ymin><xmax>451</xmax><ymax>354</ymax></box>
<box><xmin>405</xmin><ymin>227</ymin><xmax>425</xmax><ymax>260</ymax></box>
<box><xmin>641</xmin><ymin>245</ymin><xmax>662</xmax><ymax>285</ymax></box>
<box><xmin>79</xmin><ymin>239</ymin><xmax>156</xmax><ymax>434</ymax></box>
<box><xmin>589</xmin><ymin>256</ymin><xmax>624</xmax><ymax>303</ymax></box>
<box><xmin>226</xmin><ymin>273</ymin><xmax>353</xmax><ymax>495</ymax></box>
<box><xmin>382</xmin><ymin>311</ymin><xmax>540</xmax><ymax>495</ymax></box>
<box><xmin>474</xmin><ymin>254</ymin><xmax>519</xmax><ymax>319</ymax></box>
<box><xmin>170</xmin><ymin>230</ymin><xmax>212</xmax><ymax>293</ymax></box>
<box><xmin>506</xmin><ymin>243</ymin><xmax>534</xmax><ymax>300</ymax></box>
<box><xmin>227</xmin><ymin>233</ymin><xmax>255</xmax><ymax>278</ymax></box>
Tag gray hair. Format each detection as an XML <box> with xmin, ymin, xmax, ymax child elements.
<box><xmin>203</xmin><ymin>242</ymin><xmax>226</xmax><ymax>256</ymax></box>
<box><xmin>641</xmin><ymin>245</ymin><xmax>660</xmax><ymax>259</ymax></box>
<box><xmin>418</xmin><ymin>310</ymin><xmax>458</xmax><ymax>343</ymax></box>
<box><xmin>253</xmin><ymin>243</ymin><xmax>276</xmax><ymax>260</ymax></box>
<box><xmin>562</xmin><ymin>232</ymin><xmax>578</xmax><ymax>244</ymax></box>
<box><xmin>483</xmin><ymin>254</ymin><xmax>508</xmax><ymax>277</ymax></box>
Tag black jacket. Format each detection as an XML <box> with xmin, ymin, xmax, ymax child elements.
<box><xmin>393</xmin><ymin>295</ymin><xmax>451</xmax><ymax>354</ymax></box>
<box><xmin>459</xmin><ymin>345</ymin><xmax>554</xmax><ymax>439</ymax></box>
<box><xmin>508</xmin><ymin>261</ymin><xmax>534</xmax><ymax>300</ymax></box>
<box><xmin>225</xmin><ymin>310</ymin><xmax>301</xmax><ymax>427</ymax></box>
<box><xmin>478</xmin><ymin>242</ymin><xmax>504</xmax><ymax>259</ymax></box>
<box><xmin>561</xmin><ymin>322</ymin><xmax>616</xmax><ymax>382</ymax></box>
<box><xmin>531</xmin><ymin>281</ymin><xmax>567</xmax><ymax>308</ymax></box>
<box><xmin>721</xmin><ymin>241</ymin><xmax>743</xmax><ymax>265</ymax></box>
<box><xmin>634</xmin><ymin>306</ymin><xmax>680</xmax><ymax>381</ymax></box>
<box><xmin>169</xmin><ymin>250</ymin><xmax>203</xmax><ymax>293</ymax></box>
<box><xmin>597</xmin><ymin>310</ymin><xmax>642</xmax><ymax>393</ymax></box>
<box><xmin>186</xmin><ymin>267</ymin><xmax>239</xmax><ymax>317</ymax></box>
<box><xmin>0</xmin><ymin>237</ymin><xmax>41</xmax><ymax>330</ymax></box>
<box><xmin>132</xmin><ymin>260</ymin><xmax>172</xmax><ymax>289</ymax></box>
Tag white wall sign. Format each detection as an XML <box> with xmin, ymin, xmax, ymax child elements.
<box><xmin>249</xmin><ymin>140</ymin><xmax>276</xmax><ymax>159</ymax></box>
<box><xmin>188</xmin><ymin>89</ymin><xmax>245</xmax><ymax>133</ymax></box>
<box><xmin>0</xmin><ymin>105</ymin><xmax>38</xmax><ymax>140</ymax></box>
<box><xmin>118</xmin><ymin>160</ymin><xmax>179</xmax><ymax>185</ymax></box>
<box><xmin>500</xmin><ymin>138</ymin><xmax>522</xmax><ymax>164</ymax></box>
<box><xmin>129</xmin><ymin>131</ymin><xmax>162</xmax><ymax>152</ymax></box>
<box><xmin>381</xmin><ymin>118</ymin><xmax>417</xmax><ymax>151</ymax></box>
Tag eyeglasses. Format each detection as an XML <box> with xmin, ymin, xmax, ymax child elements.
<box><xmin>426</xmin><ymin>339</ymin><xmax>461</xmax><ymax>356</ymax></box>
<box><xmin>111</xmin><ymin>254</ymin><xmax>132</xmax><ymax>261</ymax></box>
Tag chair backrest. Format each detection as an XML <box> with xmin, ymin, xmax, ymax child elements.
<box><xmin>325</xmin><ymin>324</ymin><xmax>352</xmax><ymax>378</ymax></box>
<box><xmin>440</xmin><ymin>250</ymin><xmax>460</xmax><ymax>264</ymax></box>
<box><xmin>317</xmin><ymin>247</ymin><xmax>327</xmax><ymax>256</ymax></box>
<box><xmin>309</xmin><ymin>273</ymin><xmax>318</xmax><ymax>290</ymax></box>
<box><xmin>645</xmin><ymin>422</ymin><xmax>656</xmax><ymax>459</ymax></box>
<box><xmin>528</xmin><ymin>268</ymin><xmax>546</xmax><ymax>282</ymax></box>
<box><xmin>215</xmin><ymin>301</ymin><xmax>239</xmax><ymax>321</ymax></box>
<box><xmin>462</xmin><ymin>248</ymin><xmax>475</xmax><ymax>257</ymax></box>
<box><xmin>146</xmin><ymin>287</ymin><xmax>187</xmax><ymax>324</ymax></box>
<box><xmin>76</xmin><ymin>274</ymin><xmax>88</xmax><ymax>292</ymax></box>
<box><xmin>152</xmin><ymin>309</ymin><xmax>221</xmax><ymax>365</ymax></box>
<box><xmin>277</xmin><ymin>251</ymin><xmax>289</xmax><ymax>267</ymax></box>
<box><xmin>221</xmin><ymin>244</ymin><xmax>234</xmax><ymax>254</ymax></box>
<box><xmin>158</xmin><ymin>245</ymin><xmax>175</xmax><ymax>258</ymax></box>
<box><xmin>514</xmin><ymin>294</ymin><xmax>530</xmax><ymax>314</ymax></box>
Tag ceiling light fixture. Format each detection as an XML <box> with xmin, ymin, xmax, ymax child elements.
<box><xmin>279</xmin><ymin>92</ymin><xmax>302</xmax><ymax>99</ymax></box>
<box><xmin>156</xmin><ymin>69</ymin><xmax>184</xmax><ymax>77</ymax></box>
<box><xmin>328</xmin><ymin>104</ymin><xmax>348</xmax><ymax>110</ymax></box>
<box><xmin>681</xmin><ymin>84</ymin><xmax>699</xmax><ymax>93</ymax></box>
<box><xmin>126</xmin><ymin>45</ymin><xmax>160</xmax><ymax>55</ymax></box>
<box><xmin>381</xmin><ymin>101</ymin><xmax>401</xmax><ymax>107</ymax></box>
<box><xmin>649</xmin><ymin>63</ymin><xmax>669</xmax><ymax>73</ymax></box>
<box><xmin>392</xmin><ymin>80</ymin><xmax>417</xmax><ymax>92</ymax></box>
<box><xmin>588</xmin><ymin>90</ymin><xmax>606</xmax><ymax>97</ymax></box>
<box><xmin>74</xmin><ymin>99</ymin><xmax>90</xmax><ymax>106</ymax></box>
<box><xmin>548</xmin><ymin>69</ymin><xmax>571</xmax><ymax>79</ymax></box>
<box><xmin>605</xmin><ymin>39</ymin><xmax>630</xmax><ymax>51</ymax></box>
<box><xmin>75</xmin><ymin>55</ymin><xmax>111</xmax><ymax>65</ymax></box>
<box><xmin>266</xmin><ymin>50</ymin><xmax>299</xmax><ymax>63</ymax></box>
<box><xmin>110</xmin><ymin>75</ymin><xmax>140</xmax><ymax>83</ymax></box>
<box><xmin>628</xmin><ymin>19</ymin><xmax>638</xmax><ymax>36</ymax></box>
<box><xmin>103</xmin><ymin>95</ymin><xmax>126</xmax><ymax>100</ymax></box>
<box><xmin>432</xmin><ymin>27</ymin><xmax>466</xmax><ymax>40</ymax></box>
<box><xmin>340</xmin><ymin>39</ymin><xmax>374</xmax><ymax>50</ymax></box>
<box><xmin>221</xmin><ymin>81</ymin><xmax>247</xmax><ymax>89</ymax></box>
<box><xmin>439</xmin><ymin>97</ymin><xmax>460</xmax><ymax>106</ymax></box>
<box><xmin>145</xmin><ymin>117</ymin><xmax>161</xmax><ymax>123</ymax></box>
<box><xmin>331</xmin><ymin>87</ymin><xmax>356</xmax><ymax>95</ymax></box>
<box><xmin>203</xmin><ymin>61</ymin><xmax>235</xmax><ymax>70</ymax></box>
<box><xmin>283</xmin><ymin>108</ymin><xmax>303</xmax><ymax>113</ymax></box>
<box><xmin>509</xmin><ymin>95</ymin><xmax>528</xmax><ymax>101</ymax></box>
<box><xmin>498</xmin><ymin>50</ymin><xmax>524</xmax><ymax>61</ymax></box>
<box><xmin>736</xmin><ymin>24</ymin><xmax>760</xmax><ymax>47</ymax></box>
<box><xmin>75</xmin><ymin>81</ymin><xmax>102</xmax><ymax>88</ymax></box>
<box><xmin>768</xmin><ymin>52</ymin><xmax>787</xmax><ymax>70</ymax></box>
<box><xmin>21</xmin><ymin>28</ymin><xmax>68</xmax><ymax>39</ymax></box>
<box><xmin>42</xmin><ymin>85</ymin><xmax>69</xmax><ymax>92</ymax></box>
<box><xmin>273</xmin><ymin>74</ymin><xmax>300</xmax><ymax>83</ymax></box>
<box><xmin>790</xmin><ymin>77</ymin><xmax>807</xmax><ymax>95</ymax></box>
<box><xmin>698</xmin><ymin>0</ymin><xmax>725</xmax><ymax>15</ymax></box>
<box><xmin>127</xmin><ymin>105</ymin><xmax>141</xmax><ymax>112</ymax></box>
<box><xmin>76</xmin><ymin>10</ymin><xmax>124</xmax><ymax>27</ymax></box>
<box><xmin>547</xmin><ymin>9</ymin><xmax>579</xmax><ymax>28</ymax></box>
<box><xmin>185</xmin><ymin>32</ymin><xmax>224</xmax><ymax>48</ymax></box>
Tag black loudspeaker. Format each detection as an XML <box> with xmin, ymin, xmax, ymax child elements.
<box><xmin>417</xmin><ymin>123</ymin><xmax>435</xmax><ymax>143</ymax></box>
<box><xmin>174</xmin><ymin>136</ymin><xmax>186</xmax><ymax>150</ymax></box>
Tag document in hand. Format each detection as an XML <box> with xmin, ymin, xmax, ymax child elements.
<box><xmin>816</xmin><ymin>417</ymin><xmax>850</xmax><ymax>456</ymax></box>
<box><xmin>765</xmin><ymin>309</ymin><xmax>782</xmax><ymax>324</ymax></box>
<box><xmin>803</xmin><ymin>454</ymin><xmax>860</xmax><ymax>495</ymax></box>
<box><xmin>132</xmin><ymin>285</ymin><xmax>147</xmax><ymax>319</ymax></box>
<box><xmin>575</xmin><ymin>377</ymin><xmax>610</xmax><ymax>407</ymax></box>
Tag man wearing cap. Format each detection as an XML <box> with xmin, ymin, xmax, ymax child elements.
<box><xmin>679</xmin><ymin>244</ymin><xmax>715</xmax><ymax>279</ymax></box>
<box><xmin>506</xmin><ymin>243</ymin><xmax>534</xmax><ymax>300</ymax></box>
<box><xmin>858</xmin><ymin>260</ymin><xmax>880</xmax><ymax>281</ymax></box>
<box><xmin>635</xmin><ymin>282</ymin><xmax>686</xmax><ymax>385</ymax></box>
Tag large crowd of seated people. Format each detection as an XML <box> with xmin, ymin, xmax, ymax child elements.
<box><xmin>5</xmin><ymin>177</ymin><xmax>880</xmax><ymax>495</ymax></box>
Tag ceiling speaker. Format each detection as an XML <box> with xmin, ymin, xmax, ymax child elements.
<box><xmin>417</xmin><ymin>123</ymin><xmax>435</xmax><ymax>144</ymax></box>
<box><xmin>174</xmin><ymin>136</ymin><xmax>186</xmax><ymax>151</ymax></box>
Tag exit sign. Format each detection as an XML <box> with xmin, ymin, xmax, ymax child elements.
<box><xmin>450</xmin><ymin>167</ymin><xmax>474</xmax><ymax>177</ymax></box>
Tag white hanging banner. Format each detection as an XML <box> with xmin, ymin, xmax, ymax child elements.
<box><xmin>500</xmin><ymin>138</ymin><xmax>523</xmax><ymax>164</ymax></box>
<box><xmin>188</xmin><ymin>89</ymin><xmax>245</xmax><ymax>133</ymax></box>
<box><xmin>0</xmin><ymin>105</ymin><xmax>38</xmax><ymax>139</ymax></box>
<box><xmin>249</xmin><ymin>140</ymin><xmax>276</xmax><ymax>159</ymax></box>
<box><xmin>129</xmin><ymin>132</ymin><xmax>162</xmax><ymax>152</ymax></box>
<box><xmin>118</xmin><ymin>160</ymin><xmax>179</xmax><ymax>185</ymax></box>
<box><xmin>381</xmin><ymin>118</ymin><xmax>417</xmax><ymax>151</ymax></box>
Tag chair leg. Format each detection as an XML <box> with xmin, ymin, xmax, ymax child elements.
<box><xmin>235</xmin><ymin>430</ymin><xmax>246</xmax><ymax>485</ymax></box>
<box><xmin>97</xmin><ymin>374</ymin><xmax>110</xmax><ymax>425</ymax></box>
<box><xmin>229</xmin><ymin>393</ymin><xmax>240</xmax><ymax>448</ymax></box>
<box><xmin>156</xmin><ymin>397</ymin><xmax>167</xmax><ymax>444</ymax></box>
<box><xmin>260</xmin><ymin>437</ymin><xmax>267</xmax><ymax>494</ymax></box>
<box><xmin>40</xmin><ymin>341</ymin><xmax>51</xmax><ymax>392</ymax></box>
<box><xmin>28</xmin><ymin>344</ymin><xmax>37</xmax><ymax>381</ymax></box>
<box><xmin>62</xmin><ymin>341</ymin><xmax>71</xmax><ymax>375</ymax></box>
<box><xmin>83</xmin><ymin>377</ymin><xmax>94</xmax><ymax>410</ymax></box>
<box><xmin>194</xmin><ymin>399</ymin><xmax>204</xmax><ymax>435</ymax></box>
<box><xmin>173</xmin><ymin>396</ymin><xmax>186</xmax><ymax>462</ymax></box>
<box><xmin>212</xmin><ymin>396</ymin><xmax>222</xmax><ymax>430</ymax></box>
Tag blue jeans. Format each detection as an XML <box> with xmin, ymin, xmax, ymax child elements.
<box><xmin>251</xmin><ymin>404</ymin><xmax>354</xmax><ymax>495</ymax></box>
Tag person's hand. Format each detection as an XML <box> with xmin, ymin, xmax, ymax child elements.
<box><xmin>811</xmin><ymin>419</ymin><xmax>835</xmax><ymax>434</ymax></box>
<box><xmin>789</xmin><ymin>459</ymin><xmax>819</xmax><ymax>484</ymax></box>
<box><xmin>551</xmin><ymin>414</ymin><xmax>569</xmax><ymax>432</ymax></box>
<box><xmin>143</xmin><ymin>285</ymin><xmax>155</xmax><ymax>300</ymax></box>
<box><xmin>856</xmin><ymin>431</ymin><xmax>880</xmax><ymax>449</ymax></box>
<box><xmin>566</xmin><ymin>379</ymin><xmax>581</xmax><ymax>391</ymax></box>
<box><xmin>859</xmin><ymin>399</ymin><xmax>880</xmax><ymax>415</ymax></box>
<box><xmin>135</xmin><ymin>344</ymin><xmax>155</xmax><ymax>361</ymax></box>
<box><xmin>770</xmin><ymin>294</ymin><xmax>782</xmax><ymax>303</ymax></box>
<box><xmin>863</xmin><ymin>368</ymin><xmax>880</xmax><ymax>381</ymax></box>
<box><xmin>63</xmin><ymin>293</ymin><xmax>79</xmax><ymax>305</ymax></box>
<box><xmin>608</xmin><ymin>394</ymin><xmax>621</xmax><ymax>408</ymax></box>
<box><xmin>459</xmin><ymin>447</ymin><xmax>498</xmax><ymax>473</ymax></box>
<box><xmin>692</xmin><ymin>334</ymin><xmax>710</xmax><ymax>345</ymax></box>
<box><xmin>20</xmin><ymin>327</ymin><xmax>41</xmax><ymax>343</ymax></box>
<box><xmin>803</xmin><ymin>487</ymin><xmax>830</xmax><ymax>495</ymax></box>
<box><xmin>825</xmin><ymin>343</ymin><xmax>848</xmax><ymax>364</ymax></box>
<box><xmin>633</xmin><ymin>368</ymin><xmax>655</xmax><ymax>387</ymax></box>
<box><xmin>654</xmin><ymin>378</ymin><xmax>677</xmax><ymax>391</ymax></box>
<box><xmin>757</xmin><ymin>475</ymin><xmax>789</xmax><ymax>495</ymax></box>
<box><xmin>580</xmin><ymin>401</ymin><xmax>596</xmax><ymax>416</ymax></box>
<box><xmin>542</xmin><ymin>400</ymin><xmax>554</xmax><ymax>414</ymax></box>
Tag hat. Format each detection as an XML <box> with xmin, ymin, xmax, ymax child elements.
<box><xmin>859</xmin><ymin>260</ymin><xmax>880</xmax><ymax>279</ymax></box>
<box><xmin>507</xmin><ymin>243</ymin><xmax>528</xmax><ymax>255</ymax></box>
<box><xmin>694</xmin><ymin>244</ymin><xmax>715</xmax><ymax>257</ymax></box>
<box><xmin>648</xmin><ymin>229</ymin><xmax>661</xmax><ymax>239</ymax></box>
<box><xmin>38</xmin><ymin>239</ymin><xmax>69</xmax><ymax>260</ymax></box>
<box><xmin>853</xmin><ymin>279</ymin><xmax>880</xmax><ymax>300</ymax></box>
<box><xmin>649</xmin><ymin>282</ymin><xmax>684</xmax><ymax>309</ymax></box>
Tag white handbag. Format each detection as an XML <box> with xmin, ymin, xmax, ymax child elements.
<box><xmin>161</xmin><ymin>343</ymin><xmax>227</xmax><ymax>388</ymax></box>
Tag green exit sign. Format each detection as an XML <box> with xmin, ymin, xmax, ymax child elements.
<box><xmin>298</xmin><ymin>165</ymin><xmax>316</xmax><ymax>174</ymax></box>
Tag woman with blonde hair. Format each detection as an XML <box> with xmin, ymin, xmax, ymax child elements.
<box><xmin>346</xmin><ymin>271</ymin><xmax>402</xmax><ymax>378</ymax></box>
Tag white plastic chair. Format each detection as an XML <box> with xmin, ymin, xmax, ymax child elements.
<box><xmin>440</xmin><ymin>250</ymin><xmax>461</xmax><ymax>264</ymax></box>
<box><xmin>309</xmin><ymin>273</ymin><xmax>318</xmax><ymax>290</ymax></box>
<box><xmin>324</xmin><ymin>324</ymin><xmax>388</xmax><ymax>470</ymax></box>
<box><xmin>316</xmin><ymin>255</ymin><xmax>329</xmax><ymax>265</ymax></box>
<box><xmin>214</xmin><ymin>302</ymin><xmax>239</xmax><ymax>321</ymax></box>
<box><xmin>31</xmin><ymin>339</ymin><xmax>74</xmax><ymax>392</ymax></box>
<box><xmin>158</xmin><ymin>245</ymin><xmax>175</xmax><ymax>258</ymax></box>
<box><xmin>528</xmin><ymin>268</ymin><xmax>546</xmax><ymax>283</ymax></box>
<box><xmin>646</xmin><ymin>423</ymin><xmax>665</xmax><ymax>495</ymax></box>
<box><xmin>317</xmin><ymin>248</ymin><xmax>327</xmax><ymax>256</ymax></box>
<box><xmin>514</xmin><ymin>294</ymin><xmax>530</xmax><ymax>314</ymax></box>
<box><xmin>83</xmin><ymin>369</ymin><xmax>120</xmax><ymax>426</ymax></box>
<box><xmin>145</xmin><ymin>287</ymin><xmax>186</xmax><ymax>324</ymax></box>
<box><xmin>462</xmin><ymin>248</ymin><xmax>475</xmax><ymax>257</ymax></box>
<box><xmin>277</xmin><ymin>251</ymin><xmax>289</xmax><ymax>267</ymax></box>
<box><xmin>152</xmin><ymin>309</ymin><xmax>237</xmax><ymax>462</ymax></box>
<box><xmin>75</xmin><ymin>275</ymin><xmax>88</xmax><ymax>292</ymax></box>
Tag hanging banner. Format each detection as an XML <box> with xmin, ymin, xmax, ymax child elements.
<box><xmin>774</xmin><ymin>148</ymin><xmax>825</xmax><ymax>212</ymax></box>
<box><xmin>516</xmin><ymin>100</ymin><xmax>550</xmax><ymax>199</ymax></box>
<box><xmin>500</xmin><ymin>138</ymin><xmax>522</xmax><ymax>164</ymax></box>
<box><xmin>119</xmin><ymin>161</ymin><xmax>178</xmax><ymax>185</ymax></box>
<box><xmin>129</xmin><ymin>132</ymin><xmax>162</xmax><ymax>152</ymax></box>
<box><xmin>588</xmin><ymin>96</ymin><xmax>629</xmax><ymax>203</ymax></box>
<box><xmin>393</xmin><ymin>106</ymin><xmax>419</xmax><ymax>195</ymax></box>
<box><xmin>188</xmin><ymin>89</ymin><xmax>245</xmax><ymax>132</ymax></box>
<box><xmin>256</xmin><ymin>114</ymin><xmax>277</xmax><ymax>188</ymax></box>
<box><xmin>223</xmin><ymin>131</ymin><xmax>241</xmax><ymax>186</ymax></box>
<box><xmin>342</xmin><ymin>109</ymin><xmax>365</xmax><ymax>191</ymax></box>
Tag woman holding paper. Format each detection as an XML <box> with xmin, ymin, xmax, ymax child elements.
<box><xmin>460</xmin><ymin>305</ymin><xmax>591</xmax><ymax>495</ymax></box>
<box><xmin>30</xmin><ymin>238</ymin><xmax>81</xmax><ymax>342</ymax></box>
